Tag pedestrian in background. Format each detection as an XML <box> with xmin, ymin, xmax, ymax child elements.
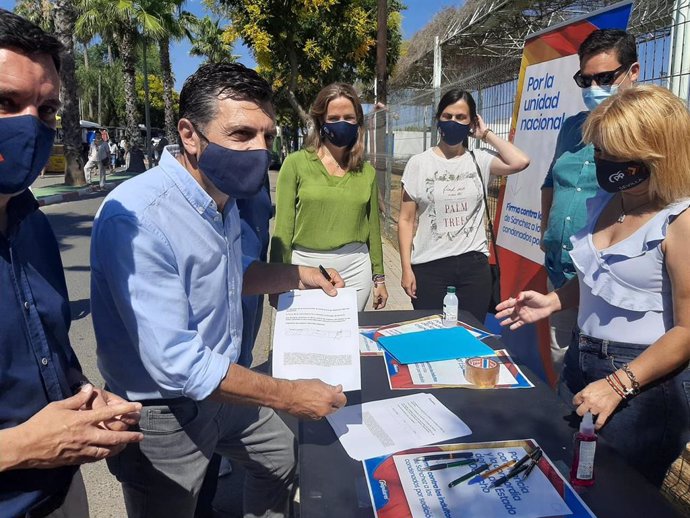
<box><xmin>84</xmin><ymin>132</ymin><xmax>104</xmax><ymax>184</ymax></box>
<box><xmin>271</xmin><ymin>82</ymin><xmax>388</xmax><ymax>311</ymax></box>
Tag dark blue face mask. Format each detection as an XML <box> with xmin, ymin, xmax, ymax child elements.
<box><xmin>320</xmin><ymin>121</ymin><xmax>359</xmax><ymax>148</ymax></box>
<box><xmin>194</xmin><ymin>127</ymin><xmax>271</xmax><ymax>199</ymax></box>
<box><xmin>437</xmin><ymin>120</ymin><xmax>471</xmax><ymax>147</ymax></box>
<box><xmin>0</xmin><ymin>115</ymin><xmax>56</xmax><ymax>194</ymax></box>
<box><xmin>595</xmin><ymin>157</ymin><xmax>650</xmax><ymax>193</ymax></box>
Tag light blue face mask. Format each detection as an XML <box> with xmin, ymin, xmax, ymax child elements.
<box><xmin>581</xmin><ymin>84</ymin><xmax>620</xmax><ymax>111</ymax></box>
<box><xmin>581</xmin><ymin>67</ymin><xmax>632</xmax><ymax>110</ymax></box>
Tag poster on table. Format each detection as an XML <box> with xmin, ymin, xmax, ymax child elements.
<box><xmin>359</xmin><ymin>315</ymin><xmax>495</xmax><ymax>356</ymax></box>
<box><xmin>363</xmin><ymin>439</ymin><xmax>596</xmax><ymax>518</ymax></box>
<box><xmin>384</xmin><ymin>349</ymin><xmax>534</xmax><ymax>390</ymax></box>
<box><xmin>492</xmin><ymin>1</ymin><xmax>633</xmax><ymax>383</ymax></box>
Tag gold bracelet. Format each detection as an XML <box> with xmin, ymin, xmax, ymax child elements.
<box><xmin>481</xmin><ymin>128</ymin><xmax>494</xmax><ymax>142</ymax></box>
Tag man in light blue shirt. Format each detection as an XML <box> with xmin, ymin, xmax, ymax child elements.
<box><xmin>541</xmin><ymin>30</ymin><xmax>638</xmax><ymax>374</ymax></box>
<box><xmin>91</xmin><ymin>62</ymin><xmax>347</xmax><ymax>518</ymax></box>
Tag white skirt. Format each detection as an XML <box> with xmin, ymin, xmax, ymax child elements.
<box><xmin>291</xmin><ymin>242</ymin><xmax>372</xmax><ymax>311</ymax></box>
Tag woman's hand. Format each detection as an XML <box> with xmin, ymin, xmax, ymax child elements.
<box><xmin>401</xmin><ymin>268</ymin><xmax>417</xmax><ymax>299</ymax></box>
<box><xmin>472</xmin><ymin>114</ymin><xmax>489</xmax><ymax>140</ymax></box>
<box><xmin>573</xmin><ymin>379</ymin><xmax>624</xmax><ymax>430</ymax></box>
<box><xmin>495</xmin><ymin>291</ymin><xmax>559</xmax><ymax>329</ymax></box>
<box><xmin>372</xmin><ymin>284</ymin><xmax>388</xmax><ymax>310</ymax></box>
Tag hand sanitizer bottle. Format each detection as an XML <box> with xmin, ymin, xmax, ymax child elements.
<box><xmin>442</xmin><ymin>286</ymin><xmax>458</xmax><ymax>327</ymax></box>
<box><xmin>570</xmin><ymin>411</ymin><xmax>597</xmax><ymax>487</ymax></box>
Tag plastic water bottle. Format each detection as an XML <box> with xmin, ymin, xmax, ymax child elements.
<box><xmin>442</xmin><ymin>286</ymin><xmax>458</xmax><ymax>327</ymax></box>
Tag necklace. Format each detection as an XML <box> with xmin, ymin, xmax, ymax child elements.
<box><xmin>617</xmin><ymin>195</ymin><xmax>653</xmax><ymax>223</ymax></box>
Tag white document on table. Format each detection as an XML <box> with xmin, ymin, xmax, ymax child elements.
<box><xmin>326</xmin><ymin>393</ymin><xmax>471</xmax><ymax>460</ymax></box>
<box><xmin>273</xmin><ymin>287</ymin><xmax>360</xmax><ymax>391</ymax></box>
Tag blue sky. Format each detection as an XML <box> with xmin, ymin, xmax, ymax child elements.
<box><xmin>0</xmin><ymin>0</ymin><xmax>460</xmax><ymax>90</ymax></box>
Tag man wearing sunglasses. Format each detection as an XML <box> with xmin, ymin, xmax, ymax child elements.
<box><xmin>540</xmin><ymin>29</ymin><xmax>639</xmax><ymax>376</ymax></box>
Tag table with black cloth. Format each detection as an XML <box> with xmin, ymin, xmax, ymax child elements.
<box><xmin>297</xmin><ymin>310</ymin><xmax>682</xmax><ymax>518</ymax></box>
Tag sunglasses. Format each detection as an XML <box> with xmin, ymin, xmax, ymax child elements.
<box><xmin>573</xmin><ymin>65</ymin><xmax>627</xmax><ymax>88</ymax></box>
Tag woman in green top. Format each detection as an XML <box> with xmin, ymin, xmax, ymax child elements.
<box><xmin>271</xmin><ymin>83</ymin><xmax>388</xmax><ymax>311</ymax></box>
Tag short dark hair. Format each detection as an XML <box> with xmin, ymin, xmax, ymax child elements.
<box><xmin>0</xmin><ymin>9</ymin><xmax>62</xmax><ymax>72</ymax></box>
<box><xmin>578</xmin><ymin>29</ymin><xmax>637</xmax><ymax>68</ymax></box>
<box><xmin>178</xmin><ymin>62</ymin><xmax>273</xmax><ymax>143</ymax></box>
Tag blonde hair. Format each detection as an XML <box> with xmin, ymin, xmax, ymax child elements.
<box><xmin>582</xmin><ymin>84</ymin><xmax>690</xmax><ymax>205</ymax></box>
<box><xmin>304</xmin><ymin>83</ymin><xmax>366</xmax><ymax>172</ymax></box>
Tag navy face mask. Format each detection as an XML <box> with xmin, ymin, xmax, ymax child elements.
<box><xmin>320</xmin><ymin>121</ymin><xmax>359</xmax><ymax>148</ymax></box>
<box><xmin>0</xmin><ymin>115</ymin><xmax>56</xmax><ymax>194</ymax></box>
<box><xmin>437</xmin><ymin>120</ymin><xmax>471</xmax><ymax>146</ymax></box>
<box><xmin>195</xmin><ymin>128</ymin><xmax>271</xmax><ymax>199</ymax></box>
<box><xmin>595</xmin><ymin>157</ymin><xmax>650</xmax><ymax>193</ymax></box>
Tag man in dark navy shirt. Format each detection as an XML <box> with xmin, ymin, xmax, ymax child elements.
<box><xmin>0</xmin><ymin>10</ymin><xmax>143</xmax><ymax>518</ymax></box>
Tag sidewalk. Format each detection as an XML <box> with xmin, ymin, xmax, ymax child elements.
<box><xmin>31</xmin><ymin>167</ymin><xmax>140</xmax><ymax>207</ymax></box>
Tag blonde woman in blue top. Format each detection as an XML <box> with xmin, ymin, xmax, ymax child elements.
<box><xmin>497</xmin><ymin>85</ymin><xmax>690</xmax><ymax>486</ymax></box>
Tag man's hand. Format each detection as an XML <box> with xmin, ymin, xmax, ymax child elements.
<box><xmin>89</xmin><ymin>387</ymin><xmax>141</xmax><ymax>432</ymax></box>
<box><xmin>297</xmin><ymin>266</ymin><xmax>344</xmax><ymax>296</ymax></box>
<box><xmin>1</xmin><ymin>385</ymin><xmax>143</xmax><ymax>471</ymax></box>
<box><xmin>283</xmin><ymin>379</ymin><xmax>347</xmax><ymax>420</ymax></box>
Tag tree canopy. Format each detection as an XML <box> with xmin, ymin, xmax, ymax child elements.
<box><xmin>210</xmin><ymin>0</ymin><xmax>403</xmax><ymax>125</ymax></box>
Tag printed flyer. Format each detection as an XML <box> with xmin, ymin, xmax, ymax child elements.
<box><xmin>363</xmin><ymin>440</ymin><xmax>596</xmax><ymax>518</ymax></box>
<box><xmin>385</xmin><ymin>349</ymin><xmax>533</xmax><ymax>390</ymax></box>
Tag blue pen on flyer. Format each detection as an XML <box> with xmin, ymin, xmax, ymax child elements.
<box><xmin>505</xmin><ymin>447</ymin><xmax>542</xmax><ymax>478</ymax></box>
<box><xmin>448</xmin><ymin>463</ymin><xmax>490</xmax><ymax>488</ymax></box>
<box><xmin>467</xmin><ymin>459</ymin><xmax>516</xmax><ymax>485</ymax></box>
<box><xmin>422</xmin><ymin>458</ymin><xmax>477</xmax><ymax>471</ymax></box>
<box><xmin>490</xmin><ymin>463</ymin><xmax>530</xmax><ymax>488</ymax></box>
<box><xmin>415</xmin><ymin>452</ymin><xmax>474</xmax><ymax>462</ymax></box>
<box><xmin>318</xmin><ymin>264</ymin><xmax>336</xmax><ymax>286</ymax></box>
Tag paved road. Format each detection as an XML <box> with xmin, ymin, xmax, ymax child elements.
<box><xmin>43</xmin><ymin>192</ymin><xmax>128</xmax><ymax>518</ymax></box>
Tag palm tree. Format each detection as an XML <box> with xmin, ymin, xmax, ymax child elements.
<box><xmin>14</xmin><ymin>0</ymin><xmax>54</xmax><ymax>32</ymax></box>
<box><xmin>76</xmin><ymin>0</ymin><xmax>165</xmax><ymax>146</ymax></box>
<box><xmin>157</xmin><ymin>2</ymin><xmax>198</xmax><ymax>143</ymax></box>
<box><xmin>53</xmin><ymin>0</ymin><xmax>85</xmax><ymax>186</ymax></box>
<box><xmin>189</xmin><ymin>16</ymin><xmax>236</xmax><ymax>64</ymax></box>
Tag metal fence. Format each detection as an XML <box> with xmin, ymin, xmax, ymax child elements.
<box><xmin>365</xmin><ymin>0</ymin><xmax>690</xmax><ymax>247</ymax></box>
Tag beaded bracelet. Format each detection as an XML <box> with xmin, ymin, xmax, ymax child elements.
<box><xmin>621</xmin><ymin>363</ymin><xmax>641</xmax><ymax>395</ymax></box>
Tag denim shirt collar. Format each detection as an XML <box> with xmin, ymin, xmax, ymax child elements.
<box><xmin>6</xmin><ymin>189</ymin><xmax>39</xmax><ymax>235</ymax></box>
<box><xmin>158</xmin><ymin>145</ymin><xmax>218</xmax><ymax>217</ymax></box>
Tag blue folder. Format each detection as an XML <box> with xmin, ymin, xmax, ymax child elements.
<box><xmin>376</xmin><ymin>326</ymin><xmax>495</xmax><ymax>364</ymax></box>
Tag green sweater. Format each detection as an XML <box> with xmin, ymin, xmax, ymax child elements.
<box><xmin>270</xmin><ymin>149</ymin><xmax>384</xmax><ymax>275</ymax></box>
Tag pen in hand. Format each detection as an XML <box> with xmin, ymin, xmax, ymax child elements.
<box><xmin>318</xmin><ymin>264</ymin><xmax>336</xmax><ymax>286</ymax></box>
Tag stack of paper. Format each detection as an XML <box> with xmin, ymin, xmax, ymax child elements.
<box><xmin>272</xmin><ymin>288</ymin><xmax>360</xmax><ymax>391</ymax></box>
<box><xmin>326</xmin><ymin>393</ymin><xmax>472</xmax><ymax>460</ymax></box>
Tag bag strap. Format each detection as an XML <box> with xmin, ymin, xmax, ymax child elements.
<box><xmin>469</xmin><ymin>150</ymin><xmax>500</xmax><ymax>272</ymax></box>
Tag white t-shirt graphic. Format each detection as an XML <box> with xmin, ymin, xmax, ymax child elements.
<box><xmin>401</xmin><ymin>147</ymin><xmax>495</xmax><ymax>265</ymax></box>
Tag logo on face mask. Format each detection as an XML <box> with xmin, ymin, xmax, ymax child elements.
<box><xmin>320</xmin><ymin>121</ymin><xmax>359</xmax><ymax>148</ymax></box>
<box><xmin>0</xmin><ymin>115</ymin><xmax>56</xmax><ymax>195</ymax></box>
<box><xmin>596</xmin><ymin>157</ymin><xmax>650</xmax><ymax>193</ymax></box>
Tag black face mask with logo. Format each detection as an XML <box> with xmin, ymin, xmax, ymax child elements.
<box><xmin>595</xmin><ymin>157</ymin><xmax>650</xmax><ymax>193</ymax></box>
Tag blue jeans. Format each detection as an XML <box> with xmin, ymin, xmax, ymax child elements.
<box><xmin>107</xmin><ymin>399</ymin><xmax>296</xmax><ymax>518</ymax></box>
<box><xmin>560</xmin><ymin>330</ymin><xmax>690</xmax><ymax>487</ymax></box>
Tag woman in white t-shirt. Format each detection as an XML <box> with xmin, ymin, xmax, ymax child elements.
<box><xmin>398</xmin><ymin>89</ymin><xmax>530</xmax><ymax>321</ymax></box>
